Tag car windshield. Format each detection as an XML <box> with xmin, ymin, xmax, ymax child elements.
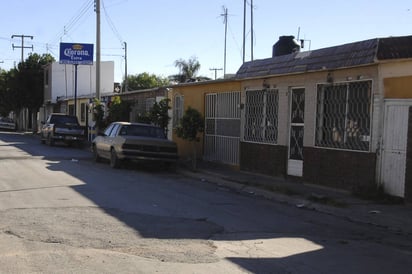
<box><xmin>119</xmin><ymin>125</ymin><xmax>166</xmax><ymax>139</ymax></box>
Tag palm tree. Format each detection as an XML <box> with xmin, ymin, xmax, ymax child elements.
<box><xmin>172</xmin><ymin>57</ymin><xmax>202</xmax><ymax>83</ymax></box>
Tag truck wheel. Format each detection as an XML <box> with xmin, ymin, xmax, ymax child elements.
<box><xmin>110</xmin><ymin>148</ymin><xmax>121</xmax><ymax>168</ymax></box>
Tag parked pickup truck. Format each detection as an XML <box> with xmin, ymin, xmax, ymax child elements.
<box><xmin>40</xmin><ymin>113</ymin><xmax>86</xmax><ymax>147</ymax></box>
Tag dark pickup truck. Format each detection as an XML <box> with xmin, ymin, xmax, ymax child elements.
<box><xmin>40</xmin><ymin>113</ymin><xmax>86</xmax><ymax>147</ymax></box>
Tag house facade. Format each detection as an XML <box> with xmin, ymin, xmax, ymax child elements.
<box><xmin>118</xmin><ymin>87</ymin><xmax>169</xmax><ymax>123</ymax></box>
<box><xmin>235</xmin><ymin>35</ymin><xmax>412</xmax><ymax>200</ymax></box>
<box><xmin>169</xmin><ymin>80</ymin><xmax>241</xmax><ymax>164</ymax></box>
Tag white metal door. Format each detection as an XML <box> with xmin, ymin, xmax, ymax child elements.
<box><xmin>204</xmin><ymin>92</ymin><xmax>241</xmax><ymax>165</ymax></box>
<box><xmin>288</xmin><ymin>88</ymin><xmax>305</xmax><ymax>177</ymax></box>
<box><xmin>381</xmin><ymin>101</ymin><xmax>412</xmax><ymax>197</ymax></box>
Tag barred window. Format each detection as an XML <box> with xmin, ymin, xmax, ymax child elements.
<box><xmin>173</xmin><ymin>94</ymin><xmax>184</xmax><ymax>127</ymax></box>
<box><xmin>315</xmin><ymin>81</ymin><xmax>372</xmax><ymax>151</ymax></box>
<box><xmin>244</xmin><ymin>89</ymin><xmax>278</xmax><ymax>144</ymax></box>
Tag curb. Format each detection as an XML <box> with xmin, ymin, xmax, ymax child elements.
<box><xmin>177</xmin><ymin>167</ymin><xmax>412</xmax><ymax>235</ymax></box>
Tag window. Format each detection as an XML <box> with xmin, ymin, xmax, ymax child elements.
<box><xmin>244</xmin><ymin>89</ymin><xmax>278</xmax><ymax>144</ymax></box>
<box><xmin>104</xmin><ymin>124</ymin><xmax>115</xmax><ymax>136</ymax></box>
<box><xmin>80</xmin><ymin>103</ymin><xmax>86</xmax><ymax>122</ymax></box>
<box><xmin>68</xmin><ymin>104</ymin><xmax>74</xmax><ymax>116</ymax></box>
<box><xmin>45</xmin><ymin>70</ymin><xmax>49</xmax><ymax>86</ymax></box>
<box><xmin>110</xmin><ymin>124</ymin><xmax>120</xmax><ymax>137</ymax></box>
<box><xmin>315</xmin><ymin>81</ymin><xmax>372</xmax><ymax>151</ymax></box>
<box><xmin>173</xmin><ymin>94</ymin><xmax>184</xmax><ymax>127</ymax></box>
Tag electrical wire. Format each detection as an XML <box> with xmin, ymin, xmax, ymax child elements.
<box><xmin>102</xmin><ymin>0</ymin><xmax>124</xmax><ymax>45</ymax></box>
<box><xmin>49</xmin><ymin>0</ymin><xmax>94</xmax><ymax>45</ymax></box>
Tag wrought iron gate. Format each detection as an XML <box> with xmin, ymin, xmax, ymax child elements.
<box><xmin>204</xmin><ymin>92</ymin><xmax>241</xmax><ymax>165</ymax></box>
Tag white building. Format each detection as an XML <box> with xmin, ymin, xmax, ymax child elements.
<box><xmin>41</xmin><ymin>61</ymin><xmax>115</xmax><ymax>127</ymax></box>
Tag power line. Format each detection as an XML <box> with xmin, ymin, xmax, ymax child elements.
<box><xmin>49</xmin><ymin>0</ymin><xmax>93</xmax><ymax>44</ymax></box>
<box><xmin>102</xmin><ymin>0</ymin><xmax>123</xmax><ymax>45</ymax></box>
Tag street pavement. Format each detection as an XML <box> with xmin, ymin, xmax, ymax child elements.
<box><xmin>178</xmin><ymin>161</ymin><xmax>412</xmax><ymax>237</ymax></box>
<box><xmin>18</xmin><ymin>130</ymin><xmax>412</xmax><ymax>236</ymax></box>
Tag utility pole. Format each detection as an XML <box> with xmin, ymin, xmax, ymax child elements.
<box><xmin>209</xmin><ymin>68</ymin><xmax>223</xmax><ymax>80</ymax></box>
<box><xmin>95</xmin><ymin>0</ymin><xmax>101</xmax><ymax>100</ymax></box>
<box><xmin>242</xmin><ymin>0</ymin><xmax>246</xmax><ymax>63</ymax></box>
<box><xmin>250</xmin><ymin>0</ymin><xmax>254</xmax><ymax>61</ymax></box>
<box><xmin>221</xmin><ymin>6</ymin><xmax>228</xmax><ymax>77</ymax></box>
<box><xmin>11</xmin><ymin>35</ymin><xmax>33</xmax><ymax>64</ymax></box>
<box><xmin>123</xmin><ymin>41</ymin><xmax>127</xmax><ymax>92</ymax></box>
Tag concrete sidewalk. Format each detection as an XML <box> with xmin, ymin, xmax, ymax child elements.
<box><xmin>178</xmin><ymin>161</ymin><xmax>412</xmax><ymax>236</ymax></box>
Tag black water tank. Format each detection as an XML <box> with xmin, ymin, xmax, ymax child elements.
<box><xmin>272</xmin><ymin>36</ymin><xmax>301</xmax><ymax>57</ymax></box>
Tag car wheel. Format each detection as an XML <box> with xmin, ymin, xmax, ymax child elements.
<box><xmin>110</xmin><ymin>148</ymin><xmax>121</xmax><ymax>168</ymax></box>
<box><xmin>93</xmin><ymin>145</ymin><xmax>102</xmax><ymax>163</ymax></box>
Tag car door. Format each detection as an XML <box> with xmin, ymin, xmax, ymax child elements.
<box><xmin>103</xmin><ymin>124</ymin><xmax>121</xmax><ymax>156</ymax></box>
<box><xmin>96</xmin><ymin>124</ymin><xmax>114</xmax><ymax>158</ymax></box>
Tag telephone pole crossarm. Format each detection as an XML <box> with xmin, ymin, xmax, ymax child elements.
<box><xmin>209</xmin><ymin>68</ymin><xmax>223</xmax><ymax>80</ymax></box>
<box><xmin>11</xmin><ymin>35</ymin><xmax>34</xmax><ymax>64</ymax></box>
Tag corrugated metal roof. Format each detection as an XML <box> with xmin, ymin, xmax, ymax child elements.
<box><xmin>236</xmin><ymin>35</ymin><xmax>412</xmax><ymax>79</ymax></box>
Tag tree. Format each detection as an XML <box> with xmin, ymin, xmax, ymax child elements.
<box><xmin>2</xmin><ymin>53</ymin><xmax>55</xmax><ymax>131</ymax></box>
<box><xmin>93</xmin><ymin>98</ymin><xmax>106</xmax><ymax>132</ymax></box>
<box><xmin>135</xmin><ymin>98</ymin><xmax>171</xmax><ymax>135</ymax></box>
<box><xmin>21</xmin><ymin>53</ymin><xmax>55</xmax><ymax>132</ymax></box>
<box><xmin>170</xmin><ymin>56</ymin><xmax>203</xmax><ymax>83</ymax></box>
<box><xmin>107</xmin><ymin>96</ymin><xmax>131</xmax><ymax>123</ymax></box>
<box><xmin>149</xmin><ymin>98</ymin><xmax>171</xmax><ymax>135</ymax></box>
<box><xmin>175</xmin><ymin>107</ymin><xmax>204</xmax><ymax>169</ymax></box>
<box><xmin>123</xmin><ymin>72</ymin><xmax>169</xmax><ymax>91</ymax></box>
<box><xmin>0</xmin><ymin>69</ymin><xmax>16</xmax><ymax>117</ymax></box>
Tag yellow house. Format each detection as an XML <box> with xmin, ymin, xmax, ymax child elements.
<box><xmin>169</xmin><ymin>79</ymin><xmax>241</xmax><ymax>166</ymax></box>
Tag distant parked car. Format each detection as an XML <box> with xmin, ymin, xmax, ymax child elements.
<box><xmin>0</xmin><ymin>117</ymin><xmax>16</xmax><ymax>131</ymax></box>
<box><xmin>91</xmin><ymin>122</ymin><xmax>178</xmax><ymax>168</ymax></box>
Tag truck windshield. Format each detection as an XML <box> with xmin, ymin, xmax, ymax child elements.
<box><xmin>50</xmin><ymin>116</ymin><xmax>78</xmax><ymax>125</ymax></box>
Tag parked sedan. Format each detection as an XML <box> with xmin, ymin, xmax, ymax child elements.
<box><xmin>92</xmin><ymin>122</ymin><xmax>178</xmax><ymax>168</ymax></box>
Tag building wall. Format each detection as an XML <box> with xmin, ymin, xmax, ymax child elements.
<box><xmin>120</xmin><ymin>88</ymin><xmax>168</xmax><ymax>122</ymax></box>
<box><xmin>383</xmin><ymin>76</ymin><xmax>412</xmax><ymax>99</ymax></box>
<box><xmin>239</xmin><ymin>66</ymin><xmax>381</xmax><ymax>189</ymax></box>
<box><xmin>240</xmin><ymin>142</ymin><xmax>287</xmax><ymax>177</ymax></box>
<box><xmin>48</xmin><ymin>61</ymin><xmax>114</xmax><ymax>103</ymax></box>
<box><xmin>169</xmin><ymin>80</ymin><xmax>241</xmax><ymax>160</ymax></box>
<box><xmin>303</xmin><ymin>147</ymin><xmax>376</xmax><ymax>191</ymax></box>
<box><xmin>405</xmin><ymin>107</ymin><xmax>412</xmax><ymax>202</ymax></box>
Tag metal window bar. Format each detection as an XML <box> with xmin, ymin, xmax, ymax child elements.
<box><xmin>173</xmin><ymin>95</ymin><xmax>184</xmax><ymax>127</ymax></box>
<box><xmin>315</xmin><ymin>81</ymin><xmax>372</xmax><ymax>151</ymax></box>
<box><xmin>244</xmin><ymin>89</ymin><xmax>278</xmax><ymax>144</ymax></box>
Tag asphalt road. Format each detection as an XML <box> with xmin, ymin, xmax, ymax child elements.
<box><xmin>0</xmin><ymin>131</ymin><xmax>411</xmax><ymax>274</ymax></box>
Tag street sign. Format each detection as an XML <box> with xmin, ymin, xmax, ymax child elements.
<box><xmin>59</xmin><ymin>43</ymin><xmax>94</xmax><ymax>65</ymax></box>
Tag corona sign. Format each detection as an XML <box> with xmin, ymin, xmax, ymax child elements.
<box><xmin>59</xmin><ymin>43</ymin><xmax>94</xmax><ymax>65</ymax></box>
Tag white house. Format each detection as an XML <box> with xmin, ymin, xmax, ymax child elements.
<box><xmin>41</xmin><ymin>61</ymin><xmax>115</xmax><ymax>127</ymax></box>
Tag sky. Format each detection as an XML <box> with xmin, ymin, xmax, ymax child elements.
<box><xmin>0</xmin><ymin>0</ymin><xmax>411</xmax><ymax>83</ymax></box>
